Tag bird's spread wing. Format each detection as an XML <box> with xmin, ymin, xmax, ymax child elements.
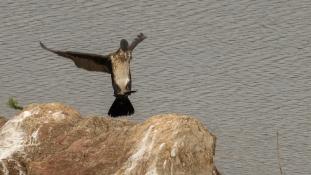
<box><xmin>40</xmin><ymin>42</ymin><xmax>112</xmax><ymax>73</ymax></box>
<box><xmin>128</xmin><ymin>33</ymin><xmax>147</xmax><ymax>51</ymax></box>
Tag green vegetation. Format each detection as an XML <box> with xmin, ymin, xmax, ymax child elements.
<box><xmin>7</xmin><ymin>97</ymin><xmax>23</xmax><ymax>110</ymax></box>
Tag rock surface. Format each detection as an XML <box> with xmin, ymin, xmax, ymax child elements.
<box><xmin>0</xmin><ymin>103</ymin><xmax>219</xmax><ymax>175</ymax></box>
<box><xmin>0</xmin><ymin>117</ymin><xmax>6</xmax><ymax>128</ymax></box>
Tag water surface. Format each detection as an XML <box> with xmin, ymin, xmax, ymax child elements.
<box><xmin>0</xmin><ymin>0</ymin><xmax>310</xmax><ymax>174</ymax></box>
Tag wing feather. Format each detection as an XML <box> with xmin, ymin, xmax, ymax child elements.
<box><xmin>40</xmin><ymin>42</ymin><xmax>112</xmax><ymax>73</ymax></box>
<box><xmin>128</xmin><ymin>33</ymin><xmax>147</xmax><ymax>51</ymax></box>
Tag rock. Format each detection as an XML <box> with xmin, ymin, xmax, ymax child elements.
<box><xmin>0</xmin><ymin>117</ymin><xmax>6</xmax><ymax>128</ymax></box>
<box><xmin>0</xmin><ymin>103</ymin><xmax>219</xmax><ymax>175</ymax></box>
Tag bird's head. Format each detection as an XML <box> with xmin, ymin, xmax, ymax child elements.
<box><xmin>120</xmin><ymin>39</ymin><xmax>129</xmax><ymax>51</ymax></box>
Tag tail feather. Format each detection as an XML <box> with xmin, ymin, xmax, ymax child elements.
<box><xmin>108</xmin><ymin>96</ymin><xmax>134</xmax><ymax>117</ymax></box>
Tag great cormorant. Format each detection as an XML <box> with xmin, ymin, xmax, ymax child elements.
<box><xmin>40</xmin><ymin>33</ymin><xmax>146</xmax><ymax>117</ymax></box>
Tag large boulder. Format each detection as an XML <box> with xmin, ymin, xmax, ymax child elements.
<box><xmin>0</xmin><ymin>103</ymin><xmax>219</xmax><ymax>175</ymax></box>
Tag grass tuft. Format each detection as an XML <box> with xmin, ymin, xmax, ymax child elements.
<box><xmin>7</xmin><ymin>97</ymin><xmax>24</xmax><ymax>110</ymax></box>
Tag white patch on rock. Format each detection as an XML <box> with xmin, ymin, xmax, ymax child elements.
<box><xmin>0</xmin><ymin>111</ymin><xmax>32</xmax><ymax>159</ymax></box>
<box><xmin>159</xmin><ymin>143</ymin><xmax>166</xmax><ymax>150</ymax></box>
<box><xmin>52</xmin><ymin>111</ymin><xmax>65</xmax><ymax>121</ymax></box>
<box><xmin>30</xmin><ymin>127</ymin><xmax>40</xmax><ymax>145</ymax></box>
<box><xmin>123</xmin><ymin>125</ymin><xmax>156</xmax><ymax>175</ymax></box>
<box><xmin>163</xmin><ymin>160</ymin><xmax>167</xmax><ymax>169</ymax></box>
<box><xmin>0</xmin><ymin>110</ymin><xmax>35</xmax><ymax>174</ymax></box>
<box><xmin>170</xmin><ymin>142</ymin><xmax>178</xmax><ymax>157</ymax></box>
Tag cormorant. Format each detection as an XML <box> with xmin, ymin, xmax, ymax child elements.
<box><xmin>40</xmin><ymin>33</ymin><xmax>146</xmax><ymax>117</ymax></box>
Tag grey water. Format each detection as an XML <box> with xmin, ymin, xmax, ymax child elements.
<box><xmin>0</xmin><ymin>0</ymin><xmax>310</xmax><ymax>174</ymax></box>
